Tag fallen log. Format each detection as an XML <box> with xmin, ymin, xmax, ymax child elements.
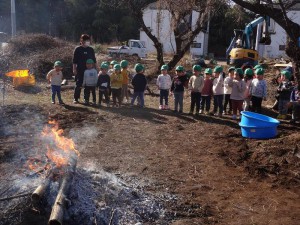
<box><xmin>31</xmin><ymin>177</ymin><xmax>51</xmax><ymax>203</ymax></box>
<box><xmin>48</xmin><ymin>155</ymin><xmax>77</xmax><ymax>225</ymax></box>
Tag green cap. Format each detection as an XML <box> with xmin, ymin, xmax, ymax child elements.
<box><xmin>255</xmin><ymin>68</ymin><xmax>264</xmax><ymax>75</ymax></box>
<box><xmin>213</xmin><ymin>65</ymin><xmax>223</xmax><ymax>73</ymax></box>
<box><xmin>86</xmin><ymin>59</ymin><xmax>94</xmax><ymax>64</ymax></box>
<box><xmin>134</xmin><ymin>63</ymin><xmax>144</xmax><ymax>72</ymax></box>
<box><xmin>113</xmin><ymin>64</ymin><xmax>121</xmax><ymax>70</ymax></box>
<box><xmin>281</xmin><ymin>70</ymin><xmax>291</xmax><ymax>79</ymax></box>
<box><xmin>244</xmin><ymin>68</ymin><xmax>254</xmax><ymax>77</ymax></box>
<box><xmin>254</xmin><ymin>65</ymin><xmax>263</xmax><ymax>70</ymax></box>
<box><xmin>228</xmin><ymin>67</ymin><xmax>235</xmax><ymax>72</ymax></box>
<box><xmin>54</xmin><ymin>61</ymin><xmax>63</xmax><ymax>67</ymax></box>
<box><xmin>204</xmin><ymin>68</ymin><xmax>212</xmax><ymax>75</ymax></box>
<box><xmin>120</xmin><ymin>60</ymin><xmax>129</xmax><ymax>68</ymax></box>
<box><xmin>101</xmin><ymin>63</ymin><xmax>109</xmax><ymax>69</ymax></box>
<box><xmin>235</xmin><ymin>68</ymin><xmax>244</xmax><ymax>76</ymax></box>
<box><xmin>110</xmin><ymin>60</ymin><xmax>118</xmax><ymax>65</ymax></box>
<box><xmin>161</xmin><ymin>65</ymin><xmax>169</xmax><ymax>71</ymax></box>
<box><xmin>193</xmin><ymin>65</ymin><xmax>201</xmax><ymax>72</ymax></box>
<box><xmin>175</xmin><ymin>65</ymin><xmax>184</xmax><ymax>71</ymax></box>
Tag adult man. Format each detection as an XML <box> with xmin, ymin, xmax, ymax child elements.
<box><xmin>72</xmin><ymin>34</ymin><xmax>96</xmax><ymax>103</ymax></box>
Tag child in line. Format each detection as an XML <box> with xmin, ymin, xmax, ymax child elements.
<box><xmin>108</xmin><ymin>60</ymin><xmax>118</xmax><ymax>76</ymax></box>
<box><xmin>223</xmin><ymin>67</ymin><xmax>234</xmax><ymax>115</ymax></box>
<box><xmin>249</xmin><ymin>68</ymin><xmax>267</xmax><ymax>113</ymax></box>
<box><xmin>212</xmin><ymin>65</ymin><xmax>224</xmax><ymax>117</ymax></box>
<box><xmin>171</xmin><ymin>66</ymin><xmax>189</xmax><ymax>113</ymax></box>
<box><xmin>110</xmin><ymin>64</ymin><xmax>123</xmax><ymax>107</ymax></box>
<box><xmin>277</xmin><ymin>70</ymin><xmax>293</xmax><ymax>119</ymax></box>
<box><xmin>120</xmin><ymin>60</ymin><xmax>130</xmax><ymax>103</ymax></box>
<box><xmin>228</xmin><ymin>68</ymin><xmax>246</xmax><ymax>120</ymax></box>
<box><xmin>156</xmin><ymin>65</ymin><xmax>172</xmax><ymax>110</ymax></box>
<box><xmin>131</xmin><ymin>63</ymin><xmax>147</xmax><ymax>107</ymax></box>
<box><xmin>97</xmin><ymin>63</ymin><xmax>110</xmax><ymax>107</ymax></box>
<box><xmin>82</xmin><ymin>59</ymin><xmax>98</xmax><ymax>105</ymax></box>
<box><xmin>288</xmin><ymin>85</ymin><xmax>300</xmax><ymax>124</ymax></box>
<box><xmin>200</xmin><ymin>68</ymin><xmax>213</xmax><ymax>115</ymax></box>
<box><xmin>188</xmin><ymin>65</ymin><xmax>204</xmax><ymax>115</ymax></box>
<box><xmin>243</xmin><ymin>68</ymin><xmax>254</xmax><ymax>111</ymax></box>
<box><xmin>46</xmin><ymin>61</ymin><xmax>64</xmax><ymax>104</ymax></box>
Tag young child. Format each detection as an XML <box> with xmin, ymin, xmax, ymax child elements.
<box><xmin>171</xmin><ymin>65</ymin><xmax>188</xmax><ymax>113</ymax></box>
<box><xmin>249</xmin><ymin>68</ymin><xmax>267</xmax><ymax>113</ymax></box>
<box><xmin>223</xmin><ymin>67</ymin><xmax>235</xmax><ymax>115</ymax></box>
<box><xmin>108</xmin><ymin>60</ymin><xmax>118</xmax><ymax>76</ymax></box>
<box><xmin>288</xmin><ymin>85</ymin><xmax>300</xmax><ymax>124</ymax></box>
<box><xmin>82</xmin><ymin>59</ymin><xmax>98</xmax><ymax>105</ymax></box>
<box><xmin>120</xmin><ymin>60</ymin><xmax>130</xmax><ymax>103</ymax></box>
<box><xmin>97</xmin><ymin>63</ymin><xmax>110</xmax><ymax>107</ymax></box>
<box><xmin>243</xmin><ymin>68</ymin><xmax>254</xmax><ymax>111</ymax></box>
<box><xmin>212</xmin><ymin>65</ymin><xmax>224</xmax><ymax>117</ymax></box>
<box><xmin>46</xmin><ymin>61</ymin><xmax>64</xmax><ymax>104</ymax></box>
<box><xmin>110</xmin><ymin>64</ymin><xmax>123</xmax><ymax>107</ymax></box>
<box><xmin>200</xmin><ymin>68</ymin><xmax>213</xmax><ymax>115</ymax></box>
<box><xmin>188</xmin><ymin>65</ymin><xmax>204</xmax><ymax>115</ymax></box>
<box><xmin>156</xmin><ymin>64</ymin><xmax>172</xmax><ymax>110</ymax></box>
<box><xmin>277</xmin><ymin>70</ymin><xmax>293</xmax><ymax>119</ymax></box>
<box><xmin>131</xmin><ymin>63</ymin><xmax>147</xmax><ymax>107</ymax></box>
<box><xmin>228</xmin><ymin>68</ymin><xmax>246</xmax><ymax>120</ymax></box>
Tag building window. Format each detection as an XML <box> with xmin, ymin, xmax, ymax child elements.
<box><xmin>279</xmin><ymin>45</ymin><xmax>285</xmax><ymax>51</ymax></box>
<box><xmin>191</xmin><ymin>43</ymin><xmax>201</xmax><ymax>48</ymax></box>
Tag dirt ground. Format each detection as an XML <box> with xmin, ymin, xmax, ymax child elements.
<box><xmin>0</xmin><ymin>77</ymin><xmax>300</xmax><ymax>225</ymax></box>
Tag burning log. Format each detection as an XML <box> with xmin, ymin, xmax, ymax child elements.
<box><xmin>48</xmin><ymin>155</ymin><xmax>77</xmax><ymax>225</ymax></box>
<box><xmin>31</xmin><ymin>177</ymin><xmax>51</xmax><ymax>203</ymax></box>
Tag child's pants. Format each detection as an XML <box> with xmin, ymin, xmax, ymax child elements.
<box><xmin>111</xmin><ymin>88</ymin><xmax>122</xmax><ymax>105</ymax></box>
<box><xmin>243</xmin><ymin>97</ymin><xmax>251</xmax><ymax>111</ymax></box>
<box><xmin>160</xmin><ymin>89</ymin><xmax>169</xmax><ymax>106</ymax></box>
<box><xmin>291</xmin><ymin>102</ymin><xmax>300</xmax><ymax>120</ymax></box>
<box><xmin>231</xmin><ymin>99</ymin><xmax>243</xmax><ymax>116</ymax></box>
<box><xmin>99</xmin><ymin>89</ymin><xmax>110</xmax><ymax>105</ymax></box>
<box><xmin>224</xmin><ymin>94</ymin><xmax>232</xmax><ymax>112</ymax></box>
<box><xmin>121</xmin><ymin>84</ymin><xmax>129</xmax><ymax>102</ymax></box>
<box><xmin>190</xmin><ymin>92</ymin><xmax>201</xmax><ymax>112</ymax></box>
<box><xmin>84</xmin><ymin>86</ymin><xmax>96</xmax><ymax>103</ymax></box>
<box><xmin>174</xmin><ymin>91</ymin><xmax>184</xmax><ymax>112</ymax></box>
<box><xmin>278</xmin><ymin>98</ymin><xmax>289</xmax><ymax>115</ymax></box>
<box><xmin>131</xmin><ymin>91</ymin><xmax>145</xmax><ymax>107</ymax></box>
<box><xmin>213</xmin><ymin>95</ymin><xmax>224</xmax><ymax>114</ymax></box>
<box><xmin>201</xmin><ymin>95</ymin><xmax>211</xmax><ymax>112</ymax></box>
<box><xmin>251</xmin><ymin>96</ymin><xmax>263</xmax><ymax>113</ymax></box>
<box><xmin>51</xmin><ymin>85</ymin><xmax>62</xmax><ymax>103</ymax></box>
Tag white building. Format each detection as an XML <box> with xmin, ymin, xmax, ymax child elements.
<box><xmin>257</xmin><ymin>4</ymin><xmax>300</xmax><ymax>59</ymax></box>
<box><xmin>140</xmin><ymin>2</ymin><xmax>209</xmax><ymax>58</ymax></box>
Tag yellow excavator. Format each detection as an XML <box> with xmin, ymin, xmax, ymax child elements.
<box><xmin>226</xmin><ymin>16</ymin><xmax>271</xmax><ymax>67</ymax></box>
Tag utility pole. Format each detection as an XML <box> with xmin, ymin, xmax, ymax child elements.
<box><xmin>11</xmin><ymin>0</ymin><xmax>16</xmax><ymax>36</ymax></box>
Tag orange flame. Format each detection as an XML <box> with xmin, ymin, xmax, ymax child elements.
<box><xmin>41</xmin><ymin>120</ymin><xmax>79</xmax><ymax>168</ymax></box>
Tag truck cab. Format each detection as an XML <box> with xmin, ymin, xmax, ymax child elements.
<box><xmin>107</xmin><ymin>39</ymin><xmax>147</xmax><ymax>58</ymax></box>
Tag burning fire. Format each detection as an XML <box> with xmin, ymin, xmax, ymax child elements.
<box><xmin>27</xmin><ymin>120</ymin><xmax>79</xmax><ymax>171</ymax></box>
<box><xmin>42</xmin><ymin>120</ymin><xmax>79</xmax><ymax>168</ymax></box>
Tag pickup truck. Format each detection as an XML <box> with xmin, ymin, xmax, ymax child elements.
<box><xmin>107</xmin><ymin>39</ymin><xmax>147</xmax><ymax>58</ymax></box>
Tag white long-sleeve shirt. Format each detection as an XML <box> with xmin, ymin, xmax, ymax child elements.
<box><xmin>224</xmin><ymin>76</ymin><xmax>233</xmax><ymax>94</ymax></box>
<box><xmin>250</xmin><ymin>78</ymin><xmax>267</xmax><ymax>98</ymax></box>
<box><xmin>83</xmin><ymin>68</ymin><xmax>98</xmax><ymax>87</ymax></box>
<box><xmin>188</xmin><ymin>75</ymin><xmax>204</xmax><ymax>92</ymax></box>
<box><xmin>229</xmin><ymin>79</ymin><xmax>246</xmax><ymax>100</ymax></box>
<box><xmin>156</xmin><ymin>74</ymin><xmax>172</xmax><ymax>90</ymax></box>
<box><xmin>213</xmin><ymin>75</ymin><xmax>224</xmax><ymax>95</ymax></box>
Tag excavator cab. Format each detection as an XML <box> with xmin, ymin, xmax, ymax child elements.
<box><xmin>226</xmin><ymin>16</ymin><xmax>271</xmax><ymax>67</ymax></box>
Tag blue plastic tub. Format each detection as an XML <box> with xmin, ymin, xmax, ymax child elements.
<box><xmin>239</xmin><ymin>111</ymin><xmax>280</xmax><ymax>139</ymax></box>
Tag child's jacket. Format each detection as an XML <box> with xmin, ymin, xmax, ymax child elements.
<box><xmin>83</xmin><ymin>68</ymin><xmax>98</xmax><ymax>86</ymax></box>
<box><xmin>188</xmin><ymin>75</ymin><xmax>204</xmax><ymax>92</ymax></box>
<box><xmin>110</xmin><ymin>72</ymin><xmax>123</xmax><ymax>89</ymax></box>
<box><xmin>97</xmin><ymin>74</ymin><xmax>110</xmax><ymax>90</ymax></box>
<box><xmin>132</xmin><ymin>73</ymin><xmax>147</xmax><ymax>92</ymax></box>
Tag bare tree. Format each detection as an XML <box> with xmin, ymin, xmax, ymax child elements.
<box><xmin>231</xmin><ymin>0</ymin><xmax>300</xmax><ymax>83</ymax></box>
<box><xmin>106</xmin><ymin>0</ymin><xmax>221</xmax><ymax>72</ymax></box>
